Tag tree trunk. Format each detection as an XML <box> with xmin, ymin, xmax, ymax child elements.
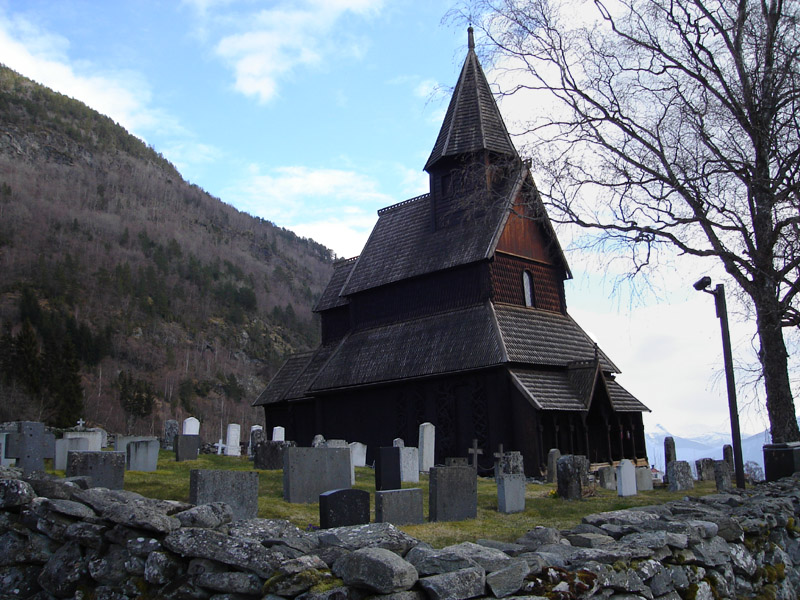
<box><xmin>755</xmin><ymin>291</ymin><xmax>800</xmax><ymax>443</ymax></box>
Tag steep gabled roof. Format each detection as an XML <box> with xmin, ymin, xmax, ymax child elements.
<box><xmin>425</xmin><ymin>27</ymin><xmax>517</xmax><ymax>172</ymax></box>
<box><xmin>252</xmin><ymin>351</ymin><xmax>315</xmax><ymax>406</ymax></box>
<box><xmin>314</xmin><ymin>256</ymin><xmax>357</xmax><ymax>312</ymax></box>
<box><xmin>606</xmin><ymin>378</ymin><xmax>651</xmax><ymax>412</ymax></box>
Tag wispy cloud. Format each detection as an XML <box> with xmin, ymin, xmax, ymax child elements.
<box><xmin>191</xmin><ymin>0</ymin><xmax>384</xmax><ymax>104</ymax></box>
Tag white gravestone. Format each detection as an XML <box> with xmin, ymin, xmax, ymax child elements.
<box><xmin>63</xmin><ymin>430</ymin><xmax>102</xmax><ymax>452</ymax></box>
<box><xmin>55</xmin><ymin>437</ymin><xmax>90</xmax><ymax>471</ymax></box>
<box><xmin>393</xmin><ymin>438</ymin><xmax>404</xmax><ymax>447</ymax></box>
<box><xmin>225</xmin><ymin>424</ymin><xmax>241</xmax><ymax>457</ymax></box>
<box><xmin>616</xmin><ymin>459</ymin><xmax>637</xmax><ymax>497</ymax></box>
<box><xmin>418</xmin><ymin>423</ymin><xmax>435</xmax><ymax>473</ymax></box>
<box><xmin>349</xmin><ymin>442</ymin><xmax>367</xmax><ymax>467</ymax></box>
<box><xmin>400</xmin><ymin>447</ymin><xmax>420</xmax><ymax>483</ymax></box>
<box><xmin>183</xmin><ymin>417</ymin><xmax>200</xmax><ymax>435</ymax></box>
<box><xmin>272</xmin><ymin>426</ymin><xmax>285</xmax><ymax>442</ymax></box>
<box><xmin>0</xmin><ymin>433</ymin><xmax>15</xmax><ymax>467</ymax></box>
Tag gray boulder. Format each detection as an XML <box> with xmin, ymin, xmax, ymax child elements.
<box><xmin>37</xmin><ymin>540</ymin><xmax>88</xmax><ymax>597</ymax></box>
<box><xmin>444</xmin><ymin>542</ymin><xmax>514</xmax><ymax>573</ymax></box>
<box><xmin>418</xmin><ymin>567</ymin><xmax>486</xmax><ymax>600</ymax></box>
<box><xmin>143</xmin><ymin>550</ymin><xmax>184</xmax><ymax>585</ymax></box>
<box><xmin>0</xmin><ymin>479</ymin><xmax>35</xmax><ymax>508</ymax></box>
<box><xmin>196</xmin><ymin>570</ymin><xmax>264</xmax><ymax>595</ymax></box>
<box><xmin>175</xmin><ymin>502</ymin><xmax>233</xmax><ymax>528</ymax></box>
<box><xmin>333</xmin><ymin>547</ymin><xmax>418</xmax><ymax>593</ymax></box>
<box><xmin>319</xmin><ymin>523</ymin><xmax>418</xmax><ymax>555</ymax></box>
<box><xmin>404</xmin><ymin>545</ymin><xmax>480</xmax><ymax>576</ymax></box>
<box><xmin>102</xmin><ymin>500</ymin><xmax>181</xmax><ymax>534</ymax></box>
<box><xmin>485</xmin><ymin>559</ymin><xmax>530</xmax><ymax>597</ymax></box>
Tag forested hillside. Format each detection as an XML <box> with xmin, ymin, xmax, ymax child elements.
<box><xmin>0</xmin><ymin>65</ymin><xmax>334</xmax><ymax>439</ymax></box>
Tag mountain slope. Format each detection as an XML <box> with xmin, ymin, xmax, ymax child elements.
<box><xmin>0</xmin><ymin>64</ymin><xmax>334</xmax><ymax>437</ymax></box>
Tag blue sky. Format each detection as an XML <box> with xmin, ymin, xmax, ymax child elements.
<box><xmin>0</xmin><ymin>0</ymin><xmax>782</xmax><ymax>440</ymax></box>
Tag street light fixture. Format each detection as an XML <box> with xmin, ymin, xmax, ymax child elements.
<box><xmin>693</xmin><ymin>277</ymin><xmax>746</xmax><ymax>488</ymax></box>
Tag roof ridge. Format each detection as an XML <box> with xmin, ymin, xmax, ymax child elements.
<box><xmin>377</xmin><ymin>193</ymin><xmax>430</xmax><ymax>215</ymax></box>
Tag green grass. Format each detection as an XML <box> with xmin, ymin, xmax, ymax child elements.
<box><xmin>120</xmin><ymin>451</ymin><xmax>717</xmax><ymax>548</ymax></box>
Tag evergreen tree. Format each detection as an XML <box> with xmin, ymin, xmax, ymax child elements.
<box><xmin>117</xmin><ymin>371</ymin><xmax>154</xmax><ymax>434</ymax></box>
<box><xmin>46</xmin><ymin>339</ymin><xmax>84</xmax><ymax>428</ymax></box>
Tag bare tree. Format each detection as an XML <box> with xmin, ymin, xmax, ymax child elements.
<box><xmin>459</xmin><ymin>0</ymin><xmax>800</xmax><ymax>442</ymax></box>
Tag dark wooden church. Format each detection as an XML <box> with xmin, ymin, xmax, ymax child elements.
<box><xmin>254</xmin><ymin>29</ymin><xmax>649</xmax><ymax>476</ymax></box>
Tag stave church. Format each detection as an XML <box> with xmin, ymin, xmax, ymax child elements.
<box><xmin>254</xmin><ymin>28</ymin><xmax>649</xmax><ymax>476</ymax></box>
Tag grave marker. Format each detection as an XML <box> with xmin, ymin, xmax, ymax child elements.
<box><xmin>5</xmin><ymin>421</ymin><xmax>55</xmax><ymax>475</ymax></box>
<box><xmin>55</xmin><ymin>437</ymin><xmax>89</xmax><ymax>471</ymax></box>
<box><xmin>375</xmin><ymin>488</ymin><xmax>424</xmax><ymax>525</ymax></box>
<box><xmin>429</xmin><ymin>465</ymin><xmax>477</xmax><ymax>522</ymax></box>
<box><xmin>272</xmin><ymin>426</ymin><xmax>285</xmax><ymax>442</ymax></box>
<box><xmin>190</xmin><ymin>469</ymin><xmax>258</xmax><ymax>520</ymax></box>
<box><xmin>399</xmin><ymin>447</ymin><xmax>419</xmax><ymax>483</ymax></box>
<box><xmin>695</xmin><ymin>458</ymin><xmax>716</xmax><ymax>481</ymax></box>
<box><xmin>319</xmin><ymin>488</ymin><xmax>370</xmax><ymax>528</ymax></box>
<box><xmin>418</xmin><ymin>422</ymin><xmax>435</xmax><ymax>473</ymax></box>
<box><xmin>63</xmin><ymin>430</ymin><xmax>103</xmax><ymax>452</ymax></box>
<box><xmin>616</xmin><ymin>459</ymin><xmax>637</xmax><ymax>496</ymax></box>
<box><xmin>546</xmin><ymin>448</ymin><xmax>561</xmax><ymax>484</ymax></box>
<box><xmin>253</xmin><ymin>440</ymin><xmax>296</xmax><ymax>470</ymax></box>
<box><xmin>393</xmin><ymin>438</ymin><xmax>404</xmax><ymax>447</ymax></box>
<box><xmin>283</xmin><ymin>447</ymin><xmax>352</xmax><ymax>503</ymax></box>
<box><xmin>127</xmin><ymin>439</ymin><xmax>159</xmax><ymax>472</ymax></box>
<box><xmin>183</xmin><ymin>417</ymin><xmax>200</xmax><ymax>435</ymax></box>
<box><xmin>714</xmin><ymin>460</ymin><xmax>733</xmax><ymax>491</ymax></box>
<box><xmin>635</xmin><ymin>466</ymin><xmax>653</xmax><ymax>492</ymax></box>
<box><xmin>174</xmin><ymin>434</ymin><xmax>200</xmax><ymax>462</ymax></box>
<box><xmin>497</xmin><ymin>474</ymin><xmax>526</xmax><ymax>514</ymax></box>
<box><xmin>445</xmin><ymin>457</ymin><xmax>468</xmax><ymax>467</ymax></box>
<box><xmin>495</xmin><ymin>450</ymin><xmax>524</xmax><ymax>476</ymax></box>
<box><xmin>163</xmin><ymin>420</ymin><xmax>179</xmax><ymax>450</ymax></box>
<box><xmin>115</xmin><ymin>435</ymin><xmax>157</xmax><ymax>457</ymax></box>
<box><xmin>225</xmin><ymin>424</ymin><xmax>241</xmax><ymax>457</ymax></box>
<box><xmin>597</xmin><ymin>466</ymin><xmax>616</xmax><ymax>490</ymax></box>
<box><xmin>66</xmin><ymin>451</ymin><xmax>125</xmax><ymax>489</ymax></box>
<box><xmin>723</xmin><ymin>444</ymin><xmax>734</xmax><ymax>471</ymax></box>
<box><xmin>666</xmin><ymin>461</ymin><xmax>694</xmax><ymax>491</ymax></box>
<box><xmin>556</xmin><ymin>455</ymin><xmax>583</xmax><ymax>500</ymax></box>
<box><xmin>0</xmin><ymin>432</ymin><xmax>12</xmax><ymax>467</ymax></box>
<box><xmin>249</xmin><ymin>426</ymin><xmax>265</xmax><ymax>456</ymax></box>
<box><xmin>467</xmin><ymin>439</ymin><xmax>483</xmax><ymax>470</ymax></box>
<box><xmin>375</xmin><ymin>447</ymin><xmax>402</xmax><ymax>491</ymax></box>
<box><xmin>349</xmin><ymin>442</ymin><xmax>367</xmax><ymax>468</ymax></box>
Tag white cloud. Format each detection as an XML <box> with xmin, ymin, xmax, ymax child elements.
<box><xmin>206</xmin><ymin>1</ymin><xmax>384</xmax><ymax>103</ymax></box>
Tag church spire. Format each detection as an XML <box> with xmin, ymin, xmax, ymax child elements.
<box><xmin>424</xmin><ymin>27</ymin><xmax>518</xmax><ymax>172</ymax></box>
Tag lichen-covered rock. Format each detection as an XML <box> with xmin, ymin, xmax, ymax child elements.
<box><xmin>163</xmin><ymin>527</ymin><xmax>281</xmax><ymax>578</ymax></box>
<box><xmin>126</xmin><ymin>535</ymin><xmax>162</xmax><ymax>557</ymax></box>
<box><xmin>443</xmin><ymin>542</ymin><xmax>513</xmax><ymax>573</ymax></box>
<box><xmin>0</xmin><ymin>530</ymin><xmax>53</xmax><ymax>565</ymax></box>
<box><xmin>0</xmin><ymin>479</ymin><xmax>35</xmax><ymax>508</ymax></box>
<box><xmin>404</xmin><ymin>545</ymin><xmax>480</xmax><ymax>576</ymax></box>
<box><xmin>418</xmin><ymin>566</ymin><xmax>485</xmax><ymax>600</ymax></box>
<box><xmin>144</xmin><ymin>550</ymin><xmax>184</xmax><ymax>585</ymax></box>
<box><xmin>515</xmin><ymin>527</ymin><xmax>563</xmax><ymax>550</ymax></box>
<box><xmin>195</xmin><ymin>570</ymin><xmax>263</xmax><ymax>594</ymax></box>
<box><xmin>318</xmin><ymin>523</ymin><xmax>418</xmax><ymax>556</ymax></box>
<box><xmin>485</xmin><ymin>559</ymin><xmax>530</xmax><ymax>598</ymax></box>
<box><xmin>102</xmin><ymin>500</ymin><xmax>181</xmax><ymax>534</ymax></box>
<box><xmin>333</xmin><ymin>547</ymin><xmax>418</xmax><ymax>594</ymax></box>
<box><xmin>0</xmin><ymin>564</ymin><xmax>42</xmax><ymax>598</ymax></box>
<box><xmin>36</xmin><ymin>540</ymin><xmax>88</xmax><ymax>598</ymax></box>
<box><xmin>33</xmin><ymin>497</ymin><xmax>96</xmax><ymax>520</ymax></box>
<box><xmin>87</xmin><ymin>543</ymin><xmax>130</xmax><ymax>585</ymax></box>
<box><xmin>227</xmin><ymin>518</ymin><xmax>304</xmax><ymax>542</ymax></box>
<box><xmin>176</xmin><ymin>502</ymin><xmax>233</xmax><ymax>528</ymax></box>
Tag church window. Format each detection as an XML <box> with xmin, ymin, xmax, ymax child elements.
<box><xmin>523</xmin><ymin>270</ymin><xmax>535</xmax><ymax>307</ymax></box>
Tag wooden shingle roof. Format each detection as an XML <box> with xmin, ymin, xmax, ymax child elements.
<box><xmin>314</xmin><ymin>257</ymin><xmax>357</xmax><ymax>312</ymax></box>
<box><xmin>607</xmin><ymin>379</ymin><xmax>650</xmax><ymax>412</ymax></box>
<box><xmin>424</xmin><ymin>27</ymin><xmax>517</xmax><ymax>171</ymax></box>
<box><xmin>252</xmin><ymin>351</ymin><xmax>315</xmax><ymax>406</ymax></box>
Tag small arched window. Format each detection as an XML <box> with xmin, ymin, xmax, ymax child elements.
<box><xmin>522</xmin><ymin>270</ymin><xmax>535</xmax><ymax>308</ymax></box>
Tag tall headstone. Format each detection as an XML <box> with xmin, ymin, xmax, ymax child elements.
<box><xmin>319</xmin><ymin>489</ymin><xmax>370</xmax><ymax>528</ymax></box>
<box><xmin>225</xmin><ymin>424</ymin><xmax>241</xmax><ymax>457</ymax></box>
<box><xmin>254</xmin><ymin>440</ymin><xmax>296</xmax><ymax>470</ymax></box>
<box><xmin>349</xmin><ymin>442</ymin><xmax>367</xmax><ymax>467</ymax></box>
<box><xmin>55</xmin><ymin>437</ymin><xmax>90</xmax><ymax>471</ymax></box>
<box><xmin>272</xmin><ymin>426</ymin><xmax>286</xmax><ymax>442</ymax></box>
<box><xmin>695</xmin><ymin>458</ymin><xmax>716</xmax><ymax>481</ymax></box>
<box><xmin>66</xmin><ymin>451</ymin><xmax>125</xmax><ymax>489</ymax></box>
<box><xmin>723</xmin><ymin>444</ymin><xmax>734</xmax><ymax>471</ymax></box>
<box><xmin>325</xmin><ymin>439</ymin><xmax>355</xmax><ymax>484</ymax></box>
<box><xmin>127</xmin><ymin>439</ymin><xmax>160</xmax><ymax>472</ymax></box>
<box><xmin>163</xmin><ymin>420</ymin><xmax>179</xmax><ymax>450</ymax></box>
<box><xmin>615</xmin><ymin>459</ymin><xmax>636</xmax><ymax>497</ymax></box>
<box><xmin>183</xmin><ymin>417</ymin><xmax>200</xmax><ymax>435</ymax></box>
<box><xmin>249</xmin><ymin>426</ymin><xmax>265</xmax><ymax>456</ymax></box>
<box><xmin>375</xmin><ymin>488</ymin><xmax>424</xmax><ymax>525</ymax></box>
<box><xmin>714</xmin><ymin>460</ymin><xmax>733</xmax><ymax>492</ymax></box>
<box><xmin>664</xmin><ymin>436</ymin><xmax>677</xmax><ymax>464</ymax></box>
<box><xmin>0</xmin><ymin>432</ymin><xmax>13</xmax><ymax>467</ymax></box>
<box><xmin>376</xmin><ymin>447</ymin><xmax>402</xmax><ymax>491</ymax></box>
<box><xmin>635</xmin><ymin>466</ymin><xmax>653</xmax><ymax>492</ymax></box>
<box><xmin>418</xmin><ymin>422</ymin><xmax>435</xmax><ymax>473</ymax></box>
<box><xmin>666</xmin><ymin>460</ymin><xmax>695</xmax><ymax>491</ymax></box>
<box><xmin>597</xmin><ymin>466</ymin><xmax>616</xmax><ymax>490</ymax></box>
<box><xmin>190</xmin><ymin>469</ymin><xmax>259</xmax><ymax>520</ymax></box>
<box><xmin>429</xmin><ymin>465</ymin><xmax>477</xmax><ymax>521</ymax></box>
<box><xmin>282</xmin><ymin>447</ymin><xmax>352</xmax><ymax>503</ymax></box>
<box><xmin>546</xmin><ymin>448</ymin><xmax>561</xmax><ymax>484</ymax></box>
<box><xmin>497</xmin><ymin>474</ymin><xmax>526</xmax><ymax>514</ymax></box>
<box><xmin>174</xmin><ymin>434</ymin><xmax>200</xmax><ymax>462</ymax></box>
<box><xmin>399</xmin><ymin>447</ymin><xmax>420</xmax><ymax>483</ymax></box>
<box><xmin>5</xmin><ymin>421</ymin><xmax>55</xmax><ymax>475</ymax></box>
<box><xmin>556</xmin><ymin>455</ymin><xmax>583</xmax><ymax>500</ymax></box>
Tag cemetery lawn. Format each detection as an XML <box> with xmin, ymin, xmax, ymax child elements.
<box><xmin>121</xmin><ymin>452</ymin><xmax>718</xmax><ymax>548</ymax></box>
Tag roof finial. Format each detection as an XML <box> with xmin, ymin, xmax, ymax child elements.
<box><xmin>468</xmin><ymin>26</ymin><xmax>475</xmax><ymax>50</ymax></box>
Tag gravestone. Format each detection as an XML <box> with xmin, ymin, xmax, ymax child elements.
<box><xmin>283</xmin><ymin>447</ymin><xmax>352</xmax><ymax>503</ymax></box>
<box><xmin>635</xmin><ymin>466</ymin><xmax>653</xmax><ymax>492</ymax></box>
<box><xmin>325</xmin><ymin>440</ymin><xmax>355</xmax><ymax>484</ymax></box>
<box><xmin>253</xmin><ymin>440</ymin><xmax>296</xmax><ymax>470</ymax></box>
<box><xmin>399</xmin><ymin>447</ymin><xmax>419</xmax><ymax>483</ymax></box>
<box><xmin>393</xmin><ymin>438</ymin><xmax>405</xmax><ymax>448</ymax></box>
<box><xmin>319</xmin><ymin>488</ymin><xmax>370</xmax><ymax>528</ymax></box>
<box><xmin>556</xmin><ymin>455</ymin><xmax>583</xmax><ymax>500</ymax></box>
<box><xmin>312</xmin><ymin>434</ymin><xmax>326</xmax><ymax>447</ymax></box>
<box><xmin>664</xmin><ymin>436</ymin><xmax>677</xmax><ymax>464</ymax></box>
<box><xmin>63</xmin><ymin>430</ymin><xmax>103</xmax><ymax>452</ymax></box>
<box><xmin>375</xmin><ymin>488</ymin><xmax>424</xmax><ymax>525</ymax></box>
<box><xmin>183</xmin><ymin>417</ymin><xmax>200</xmax><ymax>435</ymax></box>
<box><xmin>695</xmin><ymin>458</ymin><xmax>716</xmax><ymax>481</ymax></box>
<box><xmin>127</xmin><ymin>439</ymin><xmax>159</xmax><ymax>472</ymax></box>
<box><xmin>496</xmin><ymin>451</ymin><xmax>524</xmax><ymax>476</ymax></box>
<box><xmin>445</xmin><ymin>457</ymin><xmax>468</xmax><ymax>467</ymax></box>
<box><xmin>216</xmin><ymin>438</ymin><xmax>226</xmax><ymax>455</ymax></box>
<box><xmin>546</xmin><ymin>448</ymin><xmax>561</xmax><ymax>483</ymax></box>
<box><xmin>497</xmin><ymin>473</ymin><xmax>526</xmax><ymax>514</ymax></box>
<box><xmin>418</xmin><ymin>422</ymin><xmax>435</xmax><ymax>473</ymax></box>
<box><xmin>616</xmin><ymin>460</ymin><xmax>636</xmax><ymax>497</ymax></box>
<box><xmin>190</xmin><ymin>469</ymin><xmax>258</xmax><ymax>520</ymax></box>
<box><xmin>272</xmin><ymin>426</ymin><xmax>286</xmax><ymax>442</ymax></box>
<box><xmin>225</xmin><ymin>424</ymin><xmax>241</xmax><ymax>457</ymax></box>
<box><xmin>349</xmin><ymin>442</ymin><xmax>367</xmax><ymax>468</ymax></box>
<box><xmin>5</xmin><ymin>421</ymin><xmax>56</xmax><ymax>475</ymax></box>
<box><xmin>0</xmin><ymin>432</ymin><xmax>12</xmax><ymax>467</ymax></box>
<box><xmin>723</xmin><ymin>444</ymin><xmax>734</xmax><ymax>471</ymax></box>
<box><xmin>597</xmin><ymin>466</ymin><xmax>616</xmax><ymax>490</ymax></box>
<box><xmin>66</xmin><ymin>451</ymin><xmax>125</xmax><ymax>489</ymax></box>
<box><xmin>667</xmin><ymin>460</ymin><xmax>695</xmax><ymax>491</ymax></box>
<box><xmin>91</xmin><ymin>427</ymin><xmax>109</xmax><ymax>449</ymax></box>
<box><xmin>375</xmin><ymin>447</ymin><xmax>402</xmax><ymax>491</ymax></box>
<box><xmin>174</xmin><ymin>434</ymin><xmax>200</xmax><ymax>462</ymax></box>
<box><xmin>763</xmin><ymin>442</ymin><xmax>800</xmax><ymax>482</ymax></box>
<box><xmin>429</xmin><ymin>465</ymin><xmax>477</xmax><ymax>522</ymax></box>
<box><xmin>714</xmin><ymin>460</ymin><xmax>733</xmax><ymax>492</ymax></box>
<box><xmin>467</xmin><ymin>439</ymin><xmax>483</xmax><ymax>470</ymax></box>
<box><xmin>163</xmin><ymin>420</ymin><xmax>179</xmax><ymax>450</ymax></box>
<box><xmin>249</xmin><ymin>426</ymin><xmax>265</xmax><ymax>456</ymax></box>
<box><xmin>55</xmin><ymin>437</ymin><xmax>89</xmax><ymax>471</ymax></box>
<box><xmin>115</xmin><ymin>435</ymin><xmax>156</xmax><ymax>456</ymax></box>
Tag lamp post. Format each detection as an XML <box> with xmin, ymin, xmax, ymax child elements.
<box><xmin>693</xmin><ymin>276</ymin><xmax>746</xmax><ymax>488</ymax></box>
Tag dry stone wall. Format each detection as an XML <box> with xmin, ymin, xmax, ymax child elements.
<box><xmin>2</xmin><ymin>465</ymin><xmax>800</xmax><ymax>599</ymax></box>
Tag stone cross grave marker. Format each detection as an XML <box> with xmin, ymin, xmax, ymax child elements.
<box><xmin>66</xmin><ymin>450</ymin><xmax>125</xmax><ymax>489</ymax></box>
<box><xmin>190</xmin><ymin>469</ymin><xmax>259</xmax><ymax>520</ymax></box>
<box><xmin>375</xmin><ymin>488</ymin><xmax>424</xmax><ymax>525</ymax></box>
<box><xmin>272</xmin><ymin>426</ymin><xmax>285</xmax><ymax>442</ymax></box>
<box><xmin>375</xmin><ymin>446</ymin><xmax>401</xmax><ymax>491</ymax></box>
<box><xmin>418</xmin><ymin>422</ymin><xmax>435</xmax><ymax>473</ymax></box>
<box><xmin>546</xmin><ymin>448</ymin><xmax>561</xmax><ymax>484</ymax></box>
<box><xmin>493</xmin><ymin>444</ymin><xmax>504</xmax><ymax>477</ymax></box>
<box><xmin>216</xmin><ymin>438</ymin><xmax>225</xmax><ymax>455</ymax></box>
<box><xmin>225</xmin><ymin>424</ymin><xmax>241</xmax><ymax>457</ymax></box>
<box><xmin>468</xmin><ymin>439</ymin><xmax>483</xmax><ymax>471</ymax></box>
<box><xmin>429</xmin><ymin>465</ymin><xmax>477</xmax><ymax>522</ymax></box>
<box><xmin>55</xmin><ymin>437</ymin><xmax>89</xmax><ymax>471</ymax></box>
<box><xmin>76</xmin><ymin>418</ymin><xmax>86</xmax><ymax>428</ymax></box>
<box><xmin>319</xmin><ymin>488</ymin><xmax>370</xmax><ymax>528</ymax></box>
<box><xmin>5</xmin><ymin>421</ymin><xmax>55</xmax><ymax>475</ymax></box>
